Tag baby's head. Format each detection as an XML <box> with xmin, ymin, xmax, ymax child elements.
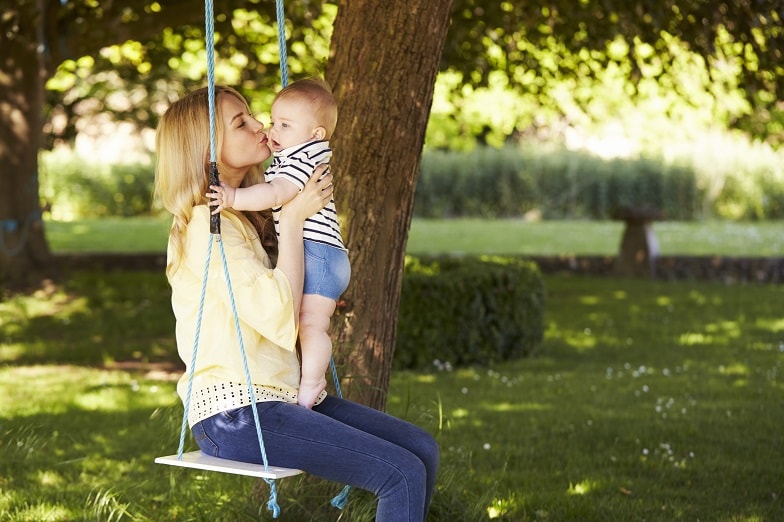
<box><xmin>268</xmin><ymin>77</ymin><xmax>338</xmax><ymax>152</ymax></box>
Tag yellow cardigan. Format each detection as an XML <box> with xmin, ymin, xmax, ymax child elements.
<box><xmin>168</xmin><ymin>206</ymin><xmax>301</xmax><ymax>426</ymax></box>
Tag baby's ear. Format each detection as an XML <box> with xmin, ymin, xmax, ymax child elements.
<box><xmin>312</xmin><ymin>127</ymin><xmax>327</xmax><ymax>140</ymax></box>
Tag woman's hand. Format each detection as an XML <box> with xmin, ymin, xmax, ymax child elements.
<box><xmin>280</xmin><ymin>164</ymin><xmax>333</xmax><ymax>222</ymax></box>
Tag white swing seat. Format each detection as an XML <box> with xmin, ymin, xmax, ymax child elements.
<box><xmin>155</xmin><ymin>451</ymin><xmax>303</xmax><ymax>479</ymax></box>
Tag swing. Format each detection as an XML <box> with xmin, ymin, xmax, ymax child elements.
<box><xmin>155</xmin><ymin>0</ymin><xmax>351</xmax><ymax>516</ymax></box>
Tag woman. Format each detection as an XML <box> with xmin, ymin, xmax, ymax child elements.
<box><xmin>154</xmin><ymin>86</ymin><xmax>439</xmax><ymax>521</ymax></box>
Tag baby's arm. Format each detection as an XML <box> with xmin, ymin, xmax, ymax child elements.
<box><xmin>207</xmin><ymin>178</ymin><xmax>300</xmax><ymax>214</ymax></box>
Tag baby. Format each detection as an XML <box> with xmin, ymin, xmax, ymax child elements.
<box><xmin>208</xmin><ymin>77</ymin><xmax>350</xmax><ymax>408</ymax></box>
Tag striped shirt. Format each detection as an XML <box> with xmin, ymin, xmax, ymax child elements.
<box><xmin>265</xmin><ymin>140</ymin><xmax>346</xmax><ymax>251</ymax></box>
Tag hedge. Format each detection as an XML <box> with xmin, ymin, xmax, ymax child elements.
<box><xmin>395</xmin><ymin>255</ymin><xmax>545</xmax><ymax>370</ymax></box>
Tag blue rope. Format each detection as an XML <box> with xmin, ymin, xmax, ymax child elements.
<box><xmin>174</xmin><ymin>0</ymin><xmax>281</xmax><ymax>517</ymax></box>
<box><xmin>217</xmin><ymin>238</ymin><xmax>281</xmax><ymax>516</ymax></box>
<box><xmin>0</xmin><ymin>211</ymin><xmax>42</xmax><ymax>257</ymax></box>
<box><xmin>328</xmin><ymin>356</ymin><xmax>352</xmax><ymax>509</ymax></box>
<box><xmin>274</xmin><ymin>0</ymin><xmax>289</xmax><ymax>87</ymax></box>
<box><xmin>205</xmin><ymin>0</ymin><xmax>217</xmax><ymax>164</ymax></box>
<box><xmin>329</xmin><ymin>358</ymin><xmax>343</xmax><ymax>398</ymax></box>
<box><xmin>176</xmin><ymin>234</ymin><xmax>214</xmax><ymax>459</ymax></box>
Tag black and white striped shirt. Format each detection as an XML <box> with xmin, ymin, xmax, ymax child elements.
<box><xmin>265</xmin><ymin>140</ymin><xmax>346</xmax><ymax>251</ymax></box>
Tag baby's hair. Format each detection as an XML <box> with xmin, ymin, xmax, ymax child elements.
<box><xmin>274</xmin><ymin>77</ymin><xmax>338</xmax><ymax>138</ymax></box>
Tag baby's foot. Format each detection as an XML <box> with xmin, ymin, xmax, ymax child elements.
<box><xmin>298</xmin><ymin>377</ymin><xmax>327</xmax><ymax>409</ymax></box>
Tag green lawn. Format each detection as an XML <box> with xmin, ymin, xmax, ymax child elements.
<box><xmin>45</xmin><ymin>217</ymin><xmax>784</xmax><ymax>256</ymax></box>
<box><xmin>2</xmin><ymin>271</ymin><xmax>782</xmax><ymax>520</ymax></box>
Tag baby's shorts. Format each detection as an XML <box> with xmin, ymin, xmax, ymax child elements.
<box><xmin>303</xmin><ymin>240</ymin><xmax>351</xmax><ymax>301</ymax></box>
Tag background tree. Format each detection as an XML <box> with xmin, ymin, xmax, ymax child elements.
<box><xmin>2</xmin><ymin>0</ymin><xmax>783</xmax><ymax>410</ymax></box>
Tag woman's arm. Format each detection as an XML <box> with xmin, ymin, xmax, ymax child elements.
<box><xmin>275</xmin><ymin>165</ymin><xmax>333</xmax><ymax>320</ymax></box>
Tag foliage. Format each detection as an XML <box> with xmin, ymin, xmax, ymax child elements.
<box><xmin>415</xmin><ymin>140</ymin><xmax>784</xmax><ymax>220</ymax></box>
<box><xmin>427</xmin><ymin>29</ymin><xmax>758</xmax><ymax>150</ymax></box>
<box><xmin>40</xmin><ymin>123</ymin><xmax>784</xmax><ymax>223</ymax></box>
<box><xmin>396</xmin><ymin>256</ymin><xmax>545</xmax><ymax>370</ymax></box>
<box><xmin>442</xmin><ymin>0</ymin><xmax>784</xmax><ymax>145</ymax></box>
<box><xmin>1</xmin><ymin>274</ymin><xmax>783</xmax><ymax>520</ymax></box>
<box><xmin>31</xmin><ymin>0</ymin><xmax>784</xmax><ymax>152</ymax></box>
<box><xmin>43</xmin><ymin>2</ymin><xmax>338</xmax><ymax>148</ymax></box>
<box><xmin>39</xmin><ymin>151</ymin><xmax>156</xmax><ymax>220</ymax></box>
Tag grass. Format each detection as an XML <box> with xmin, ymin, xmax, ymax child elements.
<box><xmin>2</xmin><ymin>271</ymin><xmax>783</xmax><ymax>520</ymax></box>
<box><xmin>45</xmin><ymin>217</ymin><xmax>784</xmax><ymax>256</ymax></box>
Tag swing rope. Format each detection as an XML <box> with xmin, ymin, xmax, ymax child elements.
<box><xmin>173</xmin><ymin>0</ymin><xmax>281</xmax><ymax>517</ymax></box>
<box><xmin>275</xmin><ymin>0</ymin><xmax>289</xmax><ymax>88</ymax></box>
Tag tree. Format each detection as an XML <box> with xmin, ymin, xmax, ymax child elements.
<box><xmin>326</xmin><ymin>1</ymin><xmax>453</xmax><ymax>408</ymax></box>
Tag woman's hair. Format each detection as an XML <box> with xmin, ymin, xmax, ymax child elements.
<box><xmin>154</xmin><ymin>86</ymin><xmax>275</xmax><ymax>277</ymax></box>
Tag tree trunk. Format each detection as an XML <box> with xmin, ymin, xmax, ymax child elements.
<box><xmin>0</xmin><ymin>1</ymin><xmax>54</xmax><ymax>289</ymax></box>
<box><xmin>326</xmin><ymin>0</ymin><xmax>454</xmax><ymax>410</ymax></box>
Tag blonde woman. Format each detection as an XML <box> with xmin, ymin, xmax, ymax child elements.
<box><xmin>154</xmin><ymin>86</ymin><xmax>438</xmax><ymax>521</ymax></box>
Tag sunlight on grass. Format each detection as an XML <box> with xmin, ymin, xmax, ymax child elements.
<box><xmin>486</xmin><ymin>496</ymin><xmax>516</xmax><ymax>519</ymax></box>
<box><xmin>567</xmin><ymin>479</ymin><xmax>598</xmax><ymax>495</ymax></box>
<box><xmin>35</xmin><ymin>470</ymin><xmax>65</xmax><ymax>487</ymax></box>
<box><xmin>719</xmin><ymin>363</ymin><xmax>750</xmax><ymax>377</ymax></box>
<box><xmin>757</xmin><ymin>317</ymin><xmax>784</xmax><ymax>333</ymax></box>
<box><xmin>564</xmin><ymin>329</ymin><xmax>599</xmax><ymax>352</ymax></box>
<box><xmin>451</xmin><ymin>408</ymin><xmax>470</xmax><ymax>419</ymax></box>
<box><xmin>489</xmin><ymin>402</ymin><xmax>550</xmax><ymax>412</ymax></box>
<box><xmin>12</xmin><ymin>504</ymin><xmax>71</xmax><ymax>522</ymax></box>
<box><xmin>679</xmin><ymin>332</ymin><xmax>716</xmax><ymax>345</ymax></box>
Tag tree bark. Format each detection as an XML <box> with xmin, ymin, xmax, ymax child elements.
<box><xmin>0</xmin><ymin>1</ymin><xmax>54</xmax><ymax>288</ymax></box>
<box><xmin>326</xmin><ymin>0</ymin><xmax>454</xmax><ymax>410</ymax></box>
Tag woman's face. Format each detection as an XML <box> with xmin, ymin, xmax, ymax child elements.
<box><xmin>219</xmin><ymin>93</ymin><xmax>270</xmax><ymax>187</ymax></box>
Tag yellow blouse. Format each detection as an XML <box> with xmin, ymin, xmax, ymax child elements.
<box><xmin>168</xmin><ymin>206</ymin><xmax>301</xmax><ymax>426</ymax></box>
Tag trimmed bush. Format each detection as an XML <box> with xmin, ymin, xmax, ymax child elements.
<box><xmin>395</xmin><ymin>255</ymin><xmax>545</xmax><ymax>370</ymax></box>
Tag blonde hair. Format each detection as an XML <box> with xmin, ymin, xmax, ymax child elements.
<box><xmin>154</xmin><ymin>86</ymin><xmax>269</xmax><ymax>277</ymax></box>
<box><xmin>274</xmin><ymin>77</ymin><xmax>338</xmax><ymax>138</ymax></box>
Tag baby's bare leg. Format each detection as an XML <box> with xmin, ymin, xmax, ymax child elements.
<box><xmin>298</xmin><ymin>294</ymin><xmax>338</xmax><ymax>408</ymax></box>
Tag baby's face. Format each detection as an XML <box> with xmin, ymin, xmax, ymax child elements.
<box><xmin>267</xmin><ymin>96</ymin><xmax>321</xmax><ymax>153</ymax></box>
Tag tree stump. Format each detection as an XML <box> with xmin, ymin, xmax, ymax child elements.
<box><xmin>611</xmin><ymin>206</ymin><xmax>664</xmax><ymax>278</ymax></box>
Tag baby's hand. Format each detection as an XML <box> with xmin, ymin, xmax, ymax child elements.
<box><xmin>206</xmin><ymin>184</ymin><xmax>236</xmax><ymax>214</ymax></box>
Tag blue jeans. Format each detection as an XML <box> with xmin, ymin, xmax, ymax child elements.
<box><xmin>192</xmin><ymin>395</ymin><xmax>439</xmax><ymax>521</ymax></box>
<box><xmin>304</xmin><ymin>240</ymin><xmax>351</xmax><ymax>300</ymax></box>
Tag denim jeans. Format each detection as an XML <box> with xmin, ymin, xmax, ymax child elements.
<box><xmin>192</xmin><ymin>395</ymin><xmax>439</xmax><ymax>521</ymax></box>
<box><xmin>303</xmin><ymin>240</ymin><xmax>351</xmax><ymax>300</ymax></box>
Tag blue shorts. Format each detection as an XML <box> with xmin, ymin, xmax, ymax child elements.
<box><xmin>303</xmin><ymin>240</ymin><xmax>351</xmax><ymax>300</ymax></box>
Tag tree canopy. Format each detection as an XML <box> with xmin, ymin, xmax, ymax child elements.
<box><xmin>34</xmin><ymin>0</ymin><xmax>784</xmax><ymax>150</ymax></box>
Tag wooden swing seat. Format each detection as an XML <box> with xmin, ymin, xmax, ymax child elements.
<box><xmin>155</xmin><ymin>451</ymin><xmax>303</xmax><ymax>479</ymax></box>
